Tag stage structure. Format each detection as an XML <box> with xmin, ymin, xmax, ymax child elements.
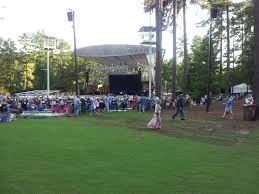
<box><xmin>109</xmin><ymin>74</ymin><xmax>141</xmax><ymax>95</ymax></box>
<box><xmin>77</xmin><ymin>44</ymin><xmax>156</xmax><ymax>95</ymax></box>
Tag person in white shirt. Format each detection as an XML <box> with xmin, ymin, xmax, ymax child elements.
<box><xmin>245</xmin><ymin>94</ymin><xmax>254</xmax><ymax>104</ymax></box>
<box><xmin>95</xmin><ymin>98</ymin><xmax>101</xmax><ymax>116</ymax></box>
<box><xmin>147</xmin><ymin>99</ymin><xmax>162</xmax><ymax>129</ymax></box>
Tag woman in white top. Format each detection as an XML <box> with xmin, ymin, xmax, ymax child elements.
<box><xmin>95</xmin><ymin>98</ymin><xmax>101</xmax><ymax>116</ymax></box>
<box><xmin>147</xmin><ymin>99</ymin><xmax>162</xmax><ymax>129</ymax></box>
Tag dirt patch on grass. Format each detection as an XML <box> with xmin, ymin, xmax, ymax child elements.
<box><xmin>154</xmin><ymin>101</ymin><xmax>259</xmax><ymax>145</ymax></box>
<box><xmin>80</xmin><ymin>102</ymin><xmax>259</xmax><ymax>146</ymax></box>
<box><xmin>164</xmin><ymin>101</ymin><xmax>259</xmax><ymax>129</ymax></box>
<box><xmin>134</xmin><ymin>101</ymin><xmax>258</xmax><ymax>145</ymax></box>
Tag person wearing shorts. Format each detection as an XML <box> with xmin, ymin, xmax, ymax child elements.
<box><xmin>222</xmin><ymin>96</ymin><xmax>233</xmax><ymax>119</ymax></box>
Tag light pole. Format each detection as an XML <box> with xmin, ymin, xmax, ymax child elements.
<box><xmin>67</xmin><ymin>9</ymin><xmax>79</xmax><ymax>95</ymax></box>
<box><xmin>139</xmin><ymin>22</ymin><xmax>155</xmax><ymax>99</ymax></box>
<box><xmin>44</xmin><ymin>36</ymin><xmax>56</xmax><ymax>97</ymax></box>
<box><xmin>41</xmin><ymin>68</ymin><xmax>47</xmax><ymax>90</ymax></box>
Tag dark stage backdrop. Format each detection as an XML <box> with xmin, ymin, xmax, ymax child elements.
<box><xmin>109</xmin><ymin>74</ymin><xmax>141</xmax><ymax>95</ymax></box>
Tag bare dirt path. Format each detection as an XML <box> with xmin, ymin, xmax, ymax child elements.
<box><xmin>163</xmin><ymin>101</ymin><xmax>259</xmax><ymax>130</ymax></box>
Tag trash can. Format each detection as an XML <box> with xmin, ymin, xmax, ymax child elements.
<box><xmin>243</xmin><ymin>104</ymin><xmax>256</xmax><ymax>121</ymax></box>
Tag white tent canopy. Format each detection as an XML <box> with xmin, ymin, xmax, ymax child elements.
<box><xmin>231</xmin><ymin>83</ymin><xmax>252</xmax><ymax>94</ymax></box>
<box><xmin>15</xmin><ymin>90</ymin><xmax>60</xmax><ymax>97</ymax></box>
<box><xmin>77</xmin><ymin>44</ymin><xmax>156</xmax><ymax>68</ymax></box>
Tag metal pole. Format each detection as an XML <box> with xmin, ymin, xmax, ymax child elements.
<box><xmin>25</xmin><ymin>62</ymin><xmax>28</xmax><ymax>91</ymax></box>
<box><xmin>72</xmin><ymin>11</ymin><xmax>79</xmax><ymax>95</ymax></box>
<box><xmin>148</xmin><ymin>12</ymin><xmax>152</xmax><ymax>99</ymax></box>
<box><xmin>206</xmin><ymin>18</ymin><xmax>212</xmax><ymax>112</ymax></box>
<box><xmin>47</xmin><ymin>50</ymin><xmax>50</xmax><ymax>97</ymax></box>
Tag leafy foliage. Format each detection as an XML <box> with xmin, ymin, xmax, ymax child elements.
<box><xmin>0</xmin><ymin>31</ymin><xmax>95</xmax><ymax>95</ymax></box>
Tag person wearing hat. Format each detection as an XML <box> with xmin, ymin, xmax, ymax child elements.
<box><xmin>172</xmin><ymin>95</ymin><xmax>185</xmax><ymax>120</ymax></box>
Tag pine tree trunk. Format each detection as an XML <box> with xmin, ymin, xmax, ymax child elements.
<box><xmin>155</xmin><ymin>0</ymin><xmax>163</xmax><ymax>98</ymax></box>
<box><xmin>220</xmin><ymin>11</ymin><xmax>223</xmax><ymax>78</ymax></box>
<box><xmin>220</xmin><ymin>11</ymin><xmax>224</xmax><ymax>93</ymax></box>
<box><xmin>241</xmin><ymin>16</ymin><xmax>244</xmax><ymax>67</ymax></box>
<box><xmin>172</xmin><ymin>0</ymin><xmax>177</xmax><ymax>100</ymax></box>
<box><xmin>232</xmin><ymin>37</ymin><xmax>235</xmax><ymax>69</ymax></box>
<box><xmin>254</xmin><ymin>0</ymin><xmax>259</xmax><ymax>120</ymax></box>
<box><xmin>182</xmin><ymin>0</ymin><xmax>188</xmax><ymax>96</ymax></box>
<box><xmin>226</xmin><ymin>4</ymin><xmax>230</xmax><ymax>94</ymax></box>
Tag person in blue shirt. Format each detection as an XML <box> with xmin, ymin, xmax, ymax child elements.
<box><xmin>111</xmin><ymin>98</ymin><xmax>119</xmax><ymax>111</ymax></box>
<box><xmin>139</xmin><ymin>96</ymin><xmax>145</xmax><ymax>112</ymax></box>
<box><xmin>121</xmin><ymin>95</ymin><xmax>128</xmax><ymax>111</ymax></box>
<box><xmin>73</xmin><ymin>96</ymin><xmax>81</xmax><ymax>117</ymax></box>
<box><xmin>104</xmin><ymin>93</ymin><xmax>111</xmax><ymax>112</ymax></box>
<box><xmin>222</xmin><ymin>96</ymin><xmax>233</xmax><ymax>119</ymax></box>
<box><xmin>89</xmin><ymin>100</ymin><xmax>96</xmax><ymax>116</ymax></box>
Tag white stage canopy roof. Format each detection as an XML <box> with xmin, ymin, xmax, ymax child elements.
<box><xmin>231</xmin><ymin>83</ymin><xmax>252</xmax><ymax>94</ymax></box>
<box><xmin>77</xmin><ymin>44</ymin><xmax>156</xmax><ymax>68</ymax></box>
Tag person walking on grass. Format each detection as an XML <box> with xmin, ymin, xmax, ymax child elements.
<box><xmin>147</xmin><ymin>99</ymin><xmax>162</xmax><ymax>129</ymax></box>
<box><xmin>222</xmin><ymin>96</ymin><xmax>233</xmax><ymax>119</ymax></box>
<box><xmin>172</xmin><ymin>95</ymin><xmax>185</xmax><ymax>120</ymax></box>
<box><xmin>89</xmin><ymin>100</ymin><xmax>96</xmax><ymax>116</ymax></box>
<box><xmin>95</xmin><ymin>98</ymin><xmax>102</xmax><ymax>116</ymax></box>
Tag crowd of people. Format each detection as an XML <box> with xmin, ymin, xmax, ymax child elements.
<box><xmin>0</xmin><ymin>92</ymin><xmax>255</xmax><ymax>126</ymax></box>
<box><xmin>0</xmin><ymin>94</ymin><xmax>155</xmax><ymax>119</ymax></box>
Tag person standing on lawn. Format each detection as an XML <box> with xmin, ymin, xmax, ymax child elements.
<box><xmin>172</xmin><ymin>95</ymin><xmax>185</xmax><ymax>120</ymax></box>
<box><xmin>104</xmin><ymin>93</ymin><xmax>111</xmax><ymax>112</ymax></box>
<box><xmin>73</xmin><ymin>95</ymin><xmax>81</xmax><ymax>117</ymax></box>
<box><xmin>222</xmin><ymin>96</ymin><xmax>234</xmax><ymax>119</ymax></box>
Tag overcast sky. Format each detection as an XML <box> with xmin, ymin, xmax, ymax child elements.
<box><xmin>0</xmin><ymin>0</ymin><xmax>245</xmax><ymax>59</ymax></box>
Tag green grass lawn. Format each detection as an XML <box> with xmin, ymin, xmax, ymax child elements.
<box><xmin>0</xmin><ymin>111</ymin><xmax>259</xmax><ymax>194</ymax></box>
